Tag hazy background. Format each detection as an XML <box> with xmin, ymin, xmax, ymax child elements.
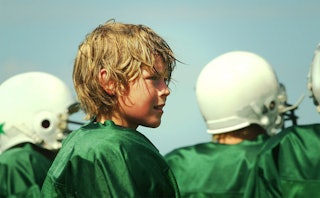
<box><xmin>1</xmin><ymin>0</ymin><xmax>320</xmax><ymax>154</ymax></box>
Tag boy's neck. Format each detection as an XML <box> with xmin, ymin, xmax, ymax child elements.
<box><xmin>96</xmin><ymin>114</ymin><xmax>138</xmax><ymax>130</ymax></box>
<box><xmin>212</xmin><ymin>124</ymin><xmax>266</xmax><ymax>145</ymax></box>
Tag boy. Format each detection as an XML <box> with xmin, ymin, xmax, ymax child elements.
<box><xmin>41</xmin><ymin>20</ymin><xmax>180</xmax><ymax>197</ymax></box>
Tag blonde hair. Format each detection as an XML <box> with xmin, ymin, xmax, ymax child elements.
<box><xmin>73</xmin><ymin>20</ymin><xmax>176</xmax><ymax>120</ymax></box>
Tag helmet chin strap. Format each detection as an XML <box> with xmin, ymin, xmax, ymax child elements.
<box><xmin>12</xmin><ymin>124</ymin><xmax>43</xmax><ymax>145</ymax></box>
<box><xmin>13</xmin><ymin>123</ymin><xmax>64</xmax><ymax>150</ymax></box>
<box><xmin>9</xmin><ymin>111</ymin><xmax>84</xmax><ymax>151</ymax></box>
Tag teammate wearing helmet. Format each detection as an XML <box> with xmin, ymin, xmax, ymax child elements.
<box><xmin>245</xmin><ymin>44</ymin><xmax>320</xmax><ymax>198</ymax></box>
<box><xmin>0</xmin><ymin>72</ymin><xmax>80</xmax><ymax>197</ymax></box>
<box><xmin>165</xmin><ymin>51</ymin><xmax>291</xmax><ymax>197</ymax></box>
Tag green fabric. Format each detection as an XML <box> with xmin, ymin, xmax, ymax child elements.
<box><xmin>164</xmin><ymin>134</ymin><xmax>269</xmax><ymax>198</ymax></box>
<box><xmin>0</xmin><ymin>143</ymin><xmax>52</xmax><ymax>198</ymax></box>
<box><xmin>41</xmin><ymin>120</ymin><xmax>180</xmax><ymax>197</ymax></box>
<box><xmin>244</xmin><ymin>124</ymin><xmax>320</xmax><ymax>198</ymax></box>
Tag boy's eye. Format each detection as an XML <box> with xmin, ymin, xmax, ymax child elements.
<box><xmin>146</xmin><ymin>75</ymin><xmax>170</xmax><ymax>85</ymax></box>
<box><xmin>147</xmin><ymin>75</ymin><xmax>160</xmax><ymax>81</ymax></box>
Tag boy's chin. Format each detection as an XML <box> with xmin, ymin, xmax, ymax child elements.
<box><xmin>142</xmin><ymin>121</ymin><xmax>161</xmax><ymax>128</ymax></box>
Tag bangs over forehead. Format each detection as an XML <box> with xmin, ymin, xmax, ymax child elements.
<box><xmin>121</xmin><ymin>23</ymin><xmax>176</xmax><ymax>82</ymax></box>
<box><xmin>79</xmin><ymin>21</ymin><xmax>176</xmax><ymax>82</ymax></box>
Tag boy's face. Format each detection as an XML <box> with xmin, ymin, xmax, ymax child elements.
<box><xmin>117</xmin><ymin>56</ymin><xmax>170</xmax><ymax>129</ymax></box>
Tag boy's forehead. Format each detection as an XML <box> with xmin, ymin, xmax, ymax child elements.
<box><xmin>154</xmin><ymin>55</ymin><xmax>166</xmax><ymax>72</ymax></box>
<box><xmin>141</xmin><ymin>56</ymin><xmax>163</xmax><ymax>69</ymax></box>
<box><xmin>152</xmin><ymin>56</ymin><xmax>170</xmax><ymax>77</ymax></box>
<box><xmin>141</xmin><ymin>55</ymin><xmax>170</xmax><ymax>77</ymax></box>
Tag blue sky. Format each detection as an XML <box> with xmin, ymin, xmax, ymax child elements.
<box><xmin>1</xmin><ymin>0</ymin><xmax>320</xmax><ymax>154</ymax></box>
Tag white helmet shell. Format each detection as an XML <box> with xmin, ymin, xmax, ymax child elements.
<box><xmin>196</xmin><ymin>51</ymin><xmax>283</xmax><ymax>135</ymax></box>
<box><xmin>0</xmin><ymin>72</ymin><xmax>76</xmax><ymax>152</ymax></box>
<box><xmin>308</xmin><ymin>43</ymin><xmax>320</xmax><ymax>112</ymax></box>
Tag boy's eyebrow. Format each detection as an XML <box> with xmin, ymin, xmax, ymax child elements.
<box><xmin>152</xmin><ymin>66</ymin><xmax>168</xmax><ymax>77</ymax></box>
<box><xmin>152</xmin><ymin>66</ymin><xmax>160</xmax><ymax>74</ymax></box>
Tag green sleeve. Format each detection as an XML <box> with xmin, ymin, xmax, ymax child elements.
<box><xmin>0</xmin><ymin>168</ymin><xmax>41</xmax><ymax>198</ymax></box>
<box><xmin>0</xmin><ymin>144</ymin><xmax>51</xmax><ymax>198</ymax></box>
<box><xmin>245</xmin><ymin>124</ymin><xmax>320</xmax><ymax>198</ymax></box>
<box><xmin>42</xmin><ymin>152</ymin><xmax>137</xmax><ymax>197</ymax></box>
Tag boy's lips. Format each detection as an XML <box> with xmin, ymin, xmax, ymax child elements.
<box><xmin>154</xmin><ymin>104</ymin><xmax>165</xmax><ymax>111</ymax></box>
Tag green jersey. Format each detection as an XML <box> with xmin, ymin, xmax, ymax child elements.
<box><xmin>0</xmin><ymin>143</ymin><xmax>53</xmax><ymax>198</ymax></box>
<box><xmin>245</xmin><ymin>124</ymin><xmax>320</xmax><ymax>198</ymax></box>
<box><xmin>165</xmin><ymin>134</ymin><xmax>268</xmax><ymax>198</ymax></box>
<box><xmin>41</xmin><ymin>120</ymin><xmax>180</xmax><ymax>197</ymax></box>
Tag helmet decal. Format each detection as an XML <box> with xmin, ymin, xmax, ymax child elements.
<box><xmin>0</xmin><ymin>123</ymin><xmax>5</xmax><ymax>134</ymax></box>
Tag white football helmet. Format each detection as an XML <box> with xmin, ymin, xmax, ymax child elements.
<box><xmin>0</xmin><ymin>72</ymin><xmax>79</xmax><ymax>153</ymax></box>
<box><xmin>308</xmin><ymin>43</ymin><xmax>320</xmax><ymax>112</ymax></box>
<box><xmin>196</xmin><ymin>51</ymin><xmax>286</xmax><ymax>135</ymax></box>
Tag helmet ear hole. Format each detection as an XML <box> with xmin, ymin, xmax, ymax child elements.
<box><xmin>41</xmin><ymin>119</ymin><xmax>51</xmax><ymax>129</ymax></box>
<box><xmin>33</xmin><ymin>111</ymin><xmax>56</xmax><ymax>138</ymax></box>
<box><xmin>269</xmin><ymin>101</ymin><xmax>276</xmax><ymax>111</ymax></box>
<box><xmin>263</xmin><ymin>101</ymin><xmax>276</xmax><ymax>114</ymax></box>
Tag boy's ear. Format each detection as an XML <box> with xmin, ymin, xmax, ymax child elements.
<box><xmin>99</xmin><ymin>69</ymin><xmax>115</xmax><ymax>95</ymax></box>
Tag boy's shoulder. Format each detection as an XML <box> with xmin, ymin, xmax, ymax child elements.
<box><xmin>0</xmin><ymin>143</ymin><xmax>50</xmax><ymax>172</ymax></box>
<box><xmin>259</xmin><ymin>123</ymin><xmax>320</xmax><ymax>155</ymax></box>
<box><xmin>60</xmin><ymin>121</ymin><xmax>158</xmax><ymax>159</ymax></box>
<box><xmin>269</xmin><ymin>123</ymin><xmax>320</xmax><ymax>143</ymax></box>
<box><xmin>68</xmin><ymin>121</ymin><xmax>143</xmax><ymax>143</ymax></box>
